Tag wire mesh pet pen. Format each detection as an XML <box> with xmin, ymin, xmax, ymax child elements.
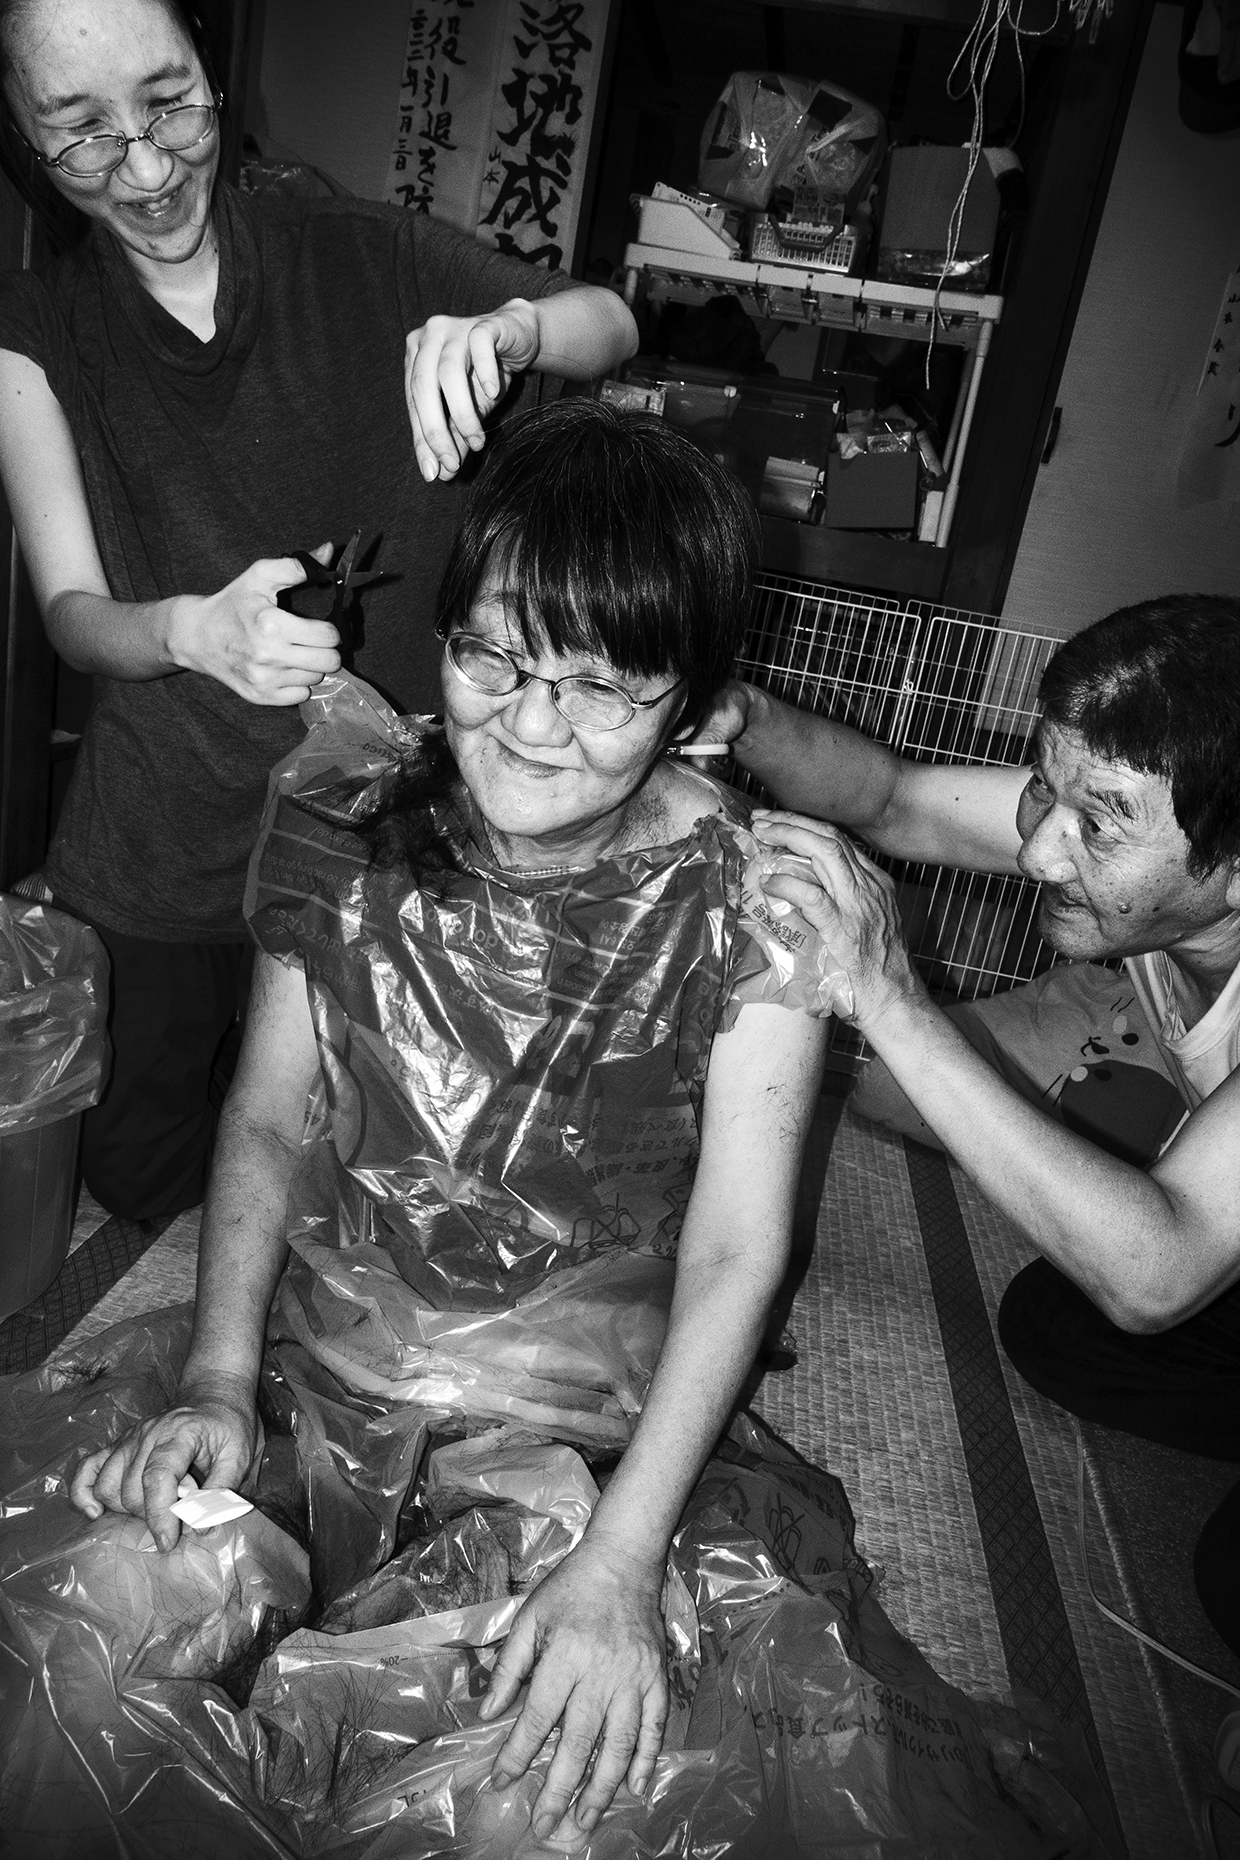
<box><xmin>735</xmin><ymin>575</ymin><xmax>1064</xmax><ymax>1066</ymax></box>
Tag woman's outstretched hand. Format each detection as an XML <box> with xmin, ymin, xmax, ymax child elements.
<box><xmin>69</xmin><ymin>1374</ymin><xmax>259</xmax><ymax>1554</ymax></box>
<box><xmin>404</xmin><ymin>301</ymin><xmax>541</xmax><ymax>483</ymax></box>
<box><xmin>169</xmin><ymin>544</ymin><xmax>340</xmax><ymax>705</ymax></box>
<box><xmin>479</xmin><ymin>1534</ymin><xmax>670</xmax><ymax>1842</ymax></box>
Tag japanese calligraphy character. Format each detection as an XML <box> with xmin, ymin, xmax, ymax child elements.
<box><xmin>514</xmin><ymin>1</ymin><xmax>592</xmax><ymax>69</ymax></box>
<box><xmin>481</xmin><ymin>146</ymin><xmax>567</xmax><ymax>238</ymax></box>
<box><xmin>498</xmin><ymin>66</ymin><xmax>583</xmax><ymax>148</ymax></box>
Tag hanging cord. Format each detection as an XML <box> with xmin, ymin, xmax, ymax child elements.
<box><xmin>922</xmin><ymin>0</ymin><xmax>1063</xmax><ymax>388</ymax></box>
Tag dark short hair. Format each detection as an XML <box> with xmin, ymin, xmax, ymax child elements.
<box><xmin>1038</xmin><ymin>593</ymin><xmax>1240</xmax><ymax>877</ymax></box>
<box><xmin>435</xmin><ymin>396</ymin><xmax>759</xmax><ymax>734</ymax></box>
<box><xmin>0</xmin><ymin>0</ymin><xmax>224</xmax><ymax>251</ymax></box>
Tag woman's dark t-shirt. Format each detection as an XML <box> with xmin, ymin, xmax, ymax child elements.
<box><xmin>0</xmin><ymin>183</ymin><xmax>571</xmax><ymax>940</ymax></box>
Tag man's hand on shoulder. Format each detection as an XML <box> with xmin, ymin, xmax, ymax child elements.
<box><xmin>751</xmin><ymin>810</ymin><xmax>925</xmax><ymax>1036</ymax></box>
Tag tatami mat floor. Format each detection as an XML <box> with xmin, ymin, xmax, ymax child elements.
<box><xmin>754</xmin><ymin>1104</ymin><xmax>1239</xmax><ymax>1860</ymax></box>
<box><xmin>959</xmin><ymin>1171</ymin><xmax>1240</xmax><ymax>1856</ymax></box>
<box><xmin>755</xmin><ymin>1109</ymin><xmax>1012</xmax><ymax>1702</ymax></box>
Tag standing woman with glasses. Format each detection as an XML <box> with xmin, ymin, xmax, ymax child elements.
<box><xmin>0</xmin><ymin>0</ymin><xmax>635</xmax><ymax>1225</ymax></box>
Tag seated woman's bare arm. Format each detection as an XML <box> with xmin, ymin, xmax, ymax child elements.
<box><xmin>0</xmin><ymin>349</ymin><xmax>339</xmax><ymax>702</ymax></box>
<box><xmin>70</xmin><ymin>952</ymin><xmax>322</xmax><ymax>1547</ymax></box>
<box><xmin>478</xmin><ymin>1001</ymin><xmax>827</xmax><ymax>1842</ymax></box>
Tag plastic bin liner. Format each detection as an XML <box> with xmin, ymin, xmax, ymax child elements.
<box><xmin>0</xmin><ymin>1308</ymin><xmax>1123</xmax><ymax>1859</ymax></box>
<box><xmin>0</xmin><ymin>894</ymin><xmax>108</xmax><ymax>1132</ymax></box>
<box><xmin>699</xmin><ymin>72</ymin><xmax>886</xmax><ymax>213</ymax></box>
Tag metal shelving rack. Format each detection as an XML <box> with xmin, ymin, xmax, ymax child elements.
<box><xmin>622</xmin><ymin>239</ymin><xmax>1003</xmax><ymax>556</ymax></box>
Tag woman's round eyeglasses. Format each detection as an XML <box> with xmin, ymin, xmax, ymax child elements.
<box><xmin>24</xmin><ymin>98</ymin><xmax>221</xmax><ymax>179</ymax></box>
<box><xmin>443</xmin><ymin>633</ymin><xmax>682</xmax><ymax>733</ymax></box>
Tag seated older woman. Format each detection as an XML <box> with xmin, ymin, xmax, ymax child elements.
<box><xmin>67</xmin><ymin>399</ymin><xmax>828</xmax><ymax>1844</ymax></box>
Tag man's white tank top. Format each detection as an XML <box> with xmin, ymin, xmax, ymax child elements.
<box><xmin>1124</xmin><ymin>948</ymin><xmax>1240</xmax><ymax>1110</ymax></box>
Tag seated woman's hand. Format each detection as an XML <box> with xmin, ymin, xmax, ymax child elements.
<box><xmin>169</xmin><ymin>547</ymin><xmax>340</xmax><ymax>706</ymax></box>
<box><xmin>479</xmin><ymin>1533</ymin><xmax>670</xmax><ymax>1843</ymax></box>
<box><xmin>69</xmin><ymin>1373</ymin><xmax>259</xmax><ymax>1555</ymax></box>
<box><xmin>404</xmin><ymin>302</ymin><xmax>540</xmax><ymax>483</ymax></box>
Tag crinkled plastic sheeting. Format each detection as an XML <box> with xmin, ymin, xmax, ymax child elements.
<box><xmin>241</xmin><ymin>673</ymin><xmax>834</xmax><ymax>1450</ymax></box>
<box><xmin>0</xmin><ymin>1307</ymin><xmax>1124</xmax><ymax>1859</ymax></box>
<box><xmin>0</xmin><ymin>895</ymin><xmax>109</xmax><ymax>1131</ymax></box>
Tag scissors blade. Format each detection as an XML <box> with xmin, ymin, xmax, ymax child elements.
<box><xmin>335</xmin><ymin>528</ymin><xmax>362</xmax><ymax>588</ymax></box>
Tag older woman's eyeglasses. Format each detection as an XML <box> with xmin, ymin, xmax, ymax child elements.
<box><xmin>24</xmin><ymin>98</ymin><xmax>221</xmax><ymax>179</ymax></box>
<box><xmin>443</xmin><ymin>633</ymin><xmax>682</xmax><ymax>733</ymax></box>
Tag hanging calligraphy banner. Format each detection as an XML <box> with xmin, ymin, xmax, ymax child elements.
<box><xmin>383</xmin><ymin>3</ymin><xmax>501</xmax><ymax>231</ymax></box>
<box><xmin>1178</xmin><ymin>267</ymin><xmax>1240</xmax><ymax>507</ymax></box>
<box><xmin>384</xmin><ymin>0</ymin><xmax>612</xmax><ymax>272</ymax></box>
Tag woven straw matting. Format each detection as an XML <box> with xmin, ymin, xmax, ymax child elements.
<box><xmin>755</xmin><ymin>1112</ymin><xmax>1012</xmax><ymax>1698</ymax></box>
<box><xmin>953</xmin><ymin>1166</ymin><xmax>1209</xmax><ymax>1857</ymax></box>
<box><xmin>50</xmin><ymin>1208</ymin><xmax>199</xmax><ymax>1358</ymax></box>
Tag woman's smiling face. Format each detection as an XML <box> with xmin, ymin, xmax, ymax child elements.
<box><xmin>442</xmin><ymin>575</ymin><xmax>684</xmax><ymax>869</ymax></box>
<box><xmin>3</xmin><ymin>0</ymin><xmax>218</xmax><ymax>270</ymax></box>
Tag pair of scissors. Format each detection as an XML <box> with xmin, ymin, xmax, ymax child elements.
<box><xmin>282</xmin><ymin>529</ymin><xmax>386</xmax><ymax>658</ymax></box>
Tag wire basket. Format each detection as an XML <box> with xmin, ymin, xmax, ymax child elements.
<box><xmin>734</xmin><ymin>574</ymin><xmax>1063</xmax><ymax>1067</ymax></box>
<box><xmin>748</xmin><ymin>219</ymin><xmax>860</xmax><ymax>272</ymax></box>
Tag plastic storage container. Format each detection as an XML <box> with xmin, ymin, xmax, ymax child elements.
<box><xmin>0</xmin><ymin>896</ymin><xmax>108</xmax><ymax>1323</ymax></box>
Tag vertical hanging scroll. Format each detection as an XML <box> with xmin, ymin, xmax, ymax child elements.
<box><xmin>384</xmin><ymin>0</ymin><xmax>611</xmax><ymax>271</ymax></box>
<box><xmin>1178</xmin><ymin>267</ymin><xmax>1240</xmax><ymax>507</ymax></box>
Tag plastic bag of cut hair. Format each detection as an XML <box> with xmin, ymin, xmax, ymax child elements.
<box><xmin>699</xmin><ymin>71</ymin><xmax>886</xmax><ymax>212</ymax></box>
<box><xmin>0</xmin><ymin>894</ymin><xmax>109</xmax><ymax>1131</ymax></box>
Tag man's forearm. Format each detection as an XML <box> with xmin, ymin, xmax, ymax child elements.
<box><xmin>527</xmin><ymin>286</ymin><xmax>638</xmax><ymax>380</ymax></box>
<box><xmin>864</xmin><ymin>985</ymin><xmax>1196</xmax><ymax>1327</ymax></box>
<box><xmin>733</xmin><ymin>685</ymin><xmax>903</xmax><ymax>831</ymax></box>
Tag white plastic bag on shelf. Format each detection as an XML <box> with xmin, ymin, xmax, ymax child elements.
<box><xmin>699</xmin><ymin>71</ymin><xmax>886</xmax><ymax>213</ymax></box>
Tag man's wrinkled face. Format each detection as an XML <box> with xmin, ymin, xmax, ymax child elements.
<box><xmin>1015</xmin><ymin>721</ymin><xmax>1237</xmax><ymax>960</ymax></box>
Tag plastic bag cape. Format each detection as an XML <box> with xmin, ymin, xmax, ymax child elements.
<box><xmin>242</xmin><ymin>674</ymin><xmax>840</xmax><ymax>1451</ymax></box>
